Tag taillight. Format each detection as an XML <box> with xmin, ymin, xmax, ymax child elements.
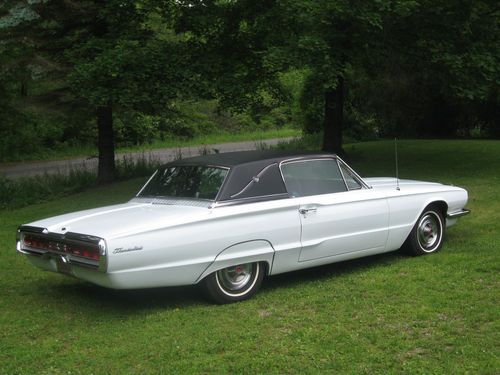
<box><xmin>23</xmin><ymin>234</ymin><xmax>100</xmax><ymax>261</ymax></box>
<box><xmin>23</xmin><ymin>235</ymin><xmax>54</xmax><ymax>251</ymax></box>
<box><xmin>65</xmin><ymin>243</ymin><xmax>100</xmax><ymax>260</ymax></box>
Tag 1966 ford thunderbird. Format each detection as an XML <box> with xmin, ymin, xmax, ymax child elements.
<box><xmin>17</xmin><ymin>150</ymin><xmax>470</xmax><ymax>303</ymax></box>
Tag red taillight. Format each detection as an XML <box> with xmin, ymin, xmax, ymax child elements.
<box><xmin>23</xmin><ymin>235</ymin><xmax>53</xmax><ymax>251</ymax></box>
<box><xmin>23</xmin><ymin>234</ymin><xmax>100</xmax><ymax>261</ymax></box>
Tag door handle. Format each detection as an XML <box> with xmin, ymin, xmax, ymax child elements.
<box><xmin>299</xmin><ymin>207</ymin><xmax>317</xmax><ymax>215</ymax></box>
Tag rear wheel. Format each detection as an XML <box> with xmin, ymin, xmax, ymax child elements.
<box><xmin>404</xmin><ymin>206</ymin><xmax>445</xmax><ymax>256</ymax></box>
<box><xmin>201</xmin><ymin>262</ymin><xmax>264</xmax><ymax>304</ymax></box>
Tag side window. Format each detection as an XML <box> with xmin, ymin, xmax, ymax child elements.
<box><xmin>228</xmin><ymin>163</ymin><xmax>287</xmax><ymax>200</ymax></box>
<box><xmin>338</xmin><ymin>162</ymin><xmax>362</xmax><ymax>190</ymax></box>
<box><xmin>281</xmin><ymin>159</ymin><xmax>347</xmax><ymax>197</ymax></box>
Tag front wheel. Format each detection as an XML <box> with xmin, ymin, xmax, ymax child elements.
<box><xmin>403</xmin><ymin>206</ymin><xmax>445</xmax><ymax>256</ymax></box>
<box><xmin>201</xmin><ymin>262</ymin><xmax>264</xmax><ymax>304</ymax></box>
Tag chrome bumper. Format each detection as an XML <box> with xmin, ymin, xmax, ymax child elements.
<box><xmin>447</xmin><ymin>209</ymin><xmax>470</xmax><ymax>218</ymax></box>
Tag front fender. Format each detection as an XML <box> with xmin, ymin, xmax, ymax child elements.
<box><xmin>196</xmin><ymin>240</ymin><xmax>275</xmax><ymax>282</ymax></box>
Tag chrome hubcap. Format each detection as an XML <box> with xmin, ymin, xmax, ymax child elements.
<box><xmin>417</xmin><ymin>213</ymin><xmax>441</xmax><ymax>251</ymax></box>
<box><xmin>217</xmin><ymin>264</ymin><xmax>253</xmax><ymax>291</ymax></box>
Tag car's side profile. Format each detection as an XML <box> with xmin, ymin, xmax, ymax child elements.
<box><xmin>17</xmin><ymin>151</ymin><xmax>469</xmax><ymax>303</ymax></box>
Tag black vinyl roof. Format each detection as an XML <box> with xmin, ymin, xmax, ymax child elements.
<box><xmin>169</xmin><ymin>150</ymin><xmax>335</xmax><ymax>168</ymax></box>
<box><xmin>164</xmin><ymin>150</ymin><xmax>337</xmax><ymax>202</ymax></box>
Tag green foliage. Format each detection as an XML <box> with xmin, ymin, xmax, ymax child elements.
<box><xmin>0</xmin><ymin>156</ymin><xmax>162</xmax><ymax>209</ymax></box>
<box><xmin>0</xmin><ymin>140</ymin><xmax>498</xmax><ymax>373</ymax></box>
<box><xmin>0</xmin><ymin>171</ymin><xmax>96</xmax><ymax>210</ymax></box>
<box><xmin>298</xmin><ymin>72</ymin><xmax>324</xmax><ymax>134</ymax></box>
<box><xmin>178</xmin><ymin>0</ymin><xmax>499</xmax><ymax>144</ymax></box>
<box><xmin>0</xmin><ymin>0</ymin><xmax>499</xmax><ymax>168</ymax></box>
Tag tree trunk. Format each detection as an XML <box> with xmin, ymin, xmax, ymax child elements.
<box><xmin>322</xmin><ymin>76</ymin><xmax>345</xmax><ymax>157</ymax></box>
<box><xmin>97</xmin><ymin>101</ymin><xmax>115</xmax><ymax>184</ymax></box>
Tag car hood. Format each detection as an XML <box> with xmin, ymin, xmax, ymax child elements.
<box><xmin>363</xmin><ymin>177</ymin><xmax>442</xmax><ymax>189</ymax></box>
<box><xmin>25</xmin><ymin>201</ymin><xmax>210</xmax><ymax>240</ymax></box>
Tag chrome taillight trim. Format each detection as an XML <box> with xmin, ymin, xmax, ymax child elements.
<box><xmin>16</xmin><ymin>226</ymin><xmax>108</xmax><ymax>272</ymax></box>
<box><xmin>98</xmin><ymin>239</ymin><xmax>108</xmax><ymax>272</ymax></box>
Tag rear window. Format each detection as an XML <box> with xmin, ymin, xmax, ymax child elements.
<box><xmin>138</xmin><ymin>166</ymin><xmax>228</xmax><ymax>200</ymax></box>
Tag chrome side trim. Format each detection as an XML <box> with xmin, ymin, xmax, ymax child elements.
<box><xmin>447</xmin><ymin>209</ymin><xmax>470</xmax><ymax>218</ymax></box>
<box><xmin>213</xmin><ymin>193</ymin><xmax>289</xmax><ymax>208</ymax></box>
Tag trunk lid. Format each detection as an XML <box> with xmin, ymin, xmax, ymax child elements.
<box><xmin>26</xmin><ymin>201</ymin><xmax>210</xmax><ymax>240</ymax></box>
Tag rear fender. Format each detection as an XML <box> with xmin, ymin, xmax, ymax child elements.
<box><xmin>196</xmin><ymin>240</ymin><xmax>274</xmax><ymax>282</ymax></box>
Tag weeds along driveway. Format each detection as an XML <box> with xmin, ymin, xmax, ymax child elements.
<box><xmin>0</xmin><ymin>137</ymin><xmax>293</xmax><ymax>179</ymax></box>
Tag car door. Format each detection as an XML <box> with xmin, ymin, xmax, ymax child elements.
<box><xmin>280</xmin><ymin>158</ymin><xmax>389</xmax><ymax>262</ymax></box>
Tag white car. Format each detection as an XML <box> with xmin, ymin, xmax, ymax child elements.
<box><xmin>17</xmin><ymin>151</ymin><xmax>469</xmax><ymax>303</ymax></box>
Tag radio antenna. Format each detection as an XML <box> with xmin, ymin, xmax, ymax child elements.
<box><xmin>395</xmin><ymin>138</ymin><xmax>400</xmax><ymax>191</ymax></box>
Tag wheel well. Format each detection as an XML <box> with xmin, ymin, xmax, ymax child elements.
<box><xmin>427</xmin><ymin>200</ymin><xmax>448</xmax><ymax>217</ymax></box>
<box><xmin>260</xmin><ymin>261</ymin><xmax>270</xmax><ymax>276</ymax></box>
<box><xmin>198</xmin><ymin>260</ymin><xmax>271</xmax><ymax>284</ymax></box>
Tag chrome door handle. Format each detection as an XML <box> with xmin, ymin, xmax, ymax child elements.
<box><xmin>299</xmin><ymin>207</ymin><xmax>317</xmax><ymax>215</ymax></box>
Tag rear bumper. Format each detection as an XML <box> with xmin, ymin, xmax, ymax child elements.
<box><xmin>22</xmin><ymin>252</ymin><xmax>210</xmax><ymax>289</ymax></box>
<box><xmin>446</xmin><ymin>208</ymin><xmax>470</xmax><ymax>228</ymax></box>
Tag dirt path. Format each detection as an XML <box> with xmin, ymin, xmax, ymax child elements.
<box><xmin>0</xmin><ymin>137</ymin><xmax>293</xmax><ymax>179</ymax></box>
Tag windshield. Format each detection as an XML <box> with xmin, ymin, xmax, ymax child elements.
<box><xmin>138</xmin><ymin>165</ymin><xmax>228</xmax><ymax>200</ymax></box>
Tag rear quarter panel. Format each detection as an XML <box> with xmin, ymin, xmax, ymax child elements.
<box><xmin>103</xmin><ymin>199</ymin><xmax>301</xmax><ymax>288</ymax></box>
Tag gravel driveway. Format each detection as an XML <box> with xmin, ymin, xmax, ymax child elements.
<box><xmin>0</xmin><ymin>137</ymin><xmax>294</xmax><ymax>179</ymax></box>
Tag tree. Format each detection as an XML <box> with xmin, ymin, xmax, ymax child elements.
<box><xmin>178</xmin><ymin>0</ymin><xmax>390</xmax><ymax>155</ymax></box>
<box><xmin>179</xmin><ymin>0</ymin><xmax>499</xmax><ymax>152</ymax></box>
<box><xmin>0</xmin><ymin>0</ymin><xmax>193</xmax><ymax>182</ymax></box>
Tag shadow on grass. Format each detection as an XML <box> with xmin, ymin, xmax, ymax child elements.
<box><xmin>26</xmin><ymin>249</ymin><xmax>410</xmax><ymax>314</ymax></box>
<box><xmin>48</xmin><ymin>282</ymin><xmax>204</xmax><ymax>311</ymax></box>
<box><xmin>262</xmin><ymin>250</ymin><xmax>408</xmax><ymax>294</ymax></box>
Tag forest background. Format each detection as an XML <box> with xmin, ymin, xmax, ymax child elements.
<box><xmin>0</xmin><ymin>0</ymin><xmax>498</xmax><ymax>183</ymax></box>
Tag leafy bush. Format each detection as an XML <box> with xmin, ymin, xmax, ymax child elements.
<box><xmin>115</xmin><ymin>113</ymin><xmax>160</xmax><ymax>146</ymax></box>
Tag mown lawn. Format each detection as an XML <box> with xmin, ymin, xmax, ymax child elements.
<box><xmin>0</xmin><ymin>140</ymin><xmax>498</xmax><ymax>374</ymax></box>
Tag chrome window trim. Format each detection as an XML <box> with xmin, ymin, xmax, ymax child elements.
<box><xmin>279</xmin><ymin>156</ymin><xmax>357</xmax><ymax>197</ymax></box>
<box><xmin>336</xmin><ymin>159</ymin><xmax>350</xmax><ymax>191</ymax></box>
<box><xmin>336</xmin><ymin>157</ymin><xmax>370</xmax><ymax>189</ymax></box>
<box><xmin>137</xmin><ymin>165</ymin><xmax>230</xmax><ymax>202</ymax></box>
<box><xmin>336</xmin><ymin>159</ymin><xmax>364</xmax><ymax>190</ymax></box>
<box><xmin>136</xmin><ymin>169</ymin><xmax>158</xmax><ymax>196</ymax></box>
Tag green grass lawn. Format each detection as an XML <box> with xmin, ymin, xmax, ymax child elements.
<box><xmin>0</xmin><ymin>140</ymin><xmax>498</xmax><ymax>374</ymax></box>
